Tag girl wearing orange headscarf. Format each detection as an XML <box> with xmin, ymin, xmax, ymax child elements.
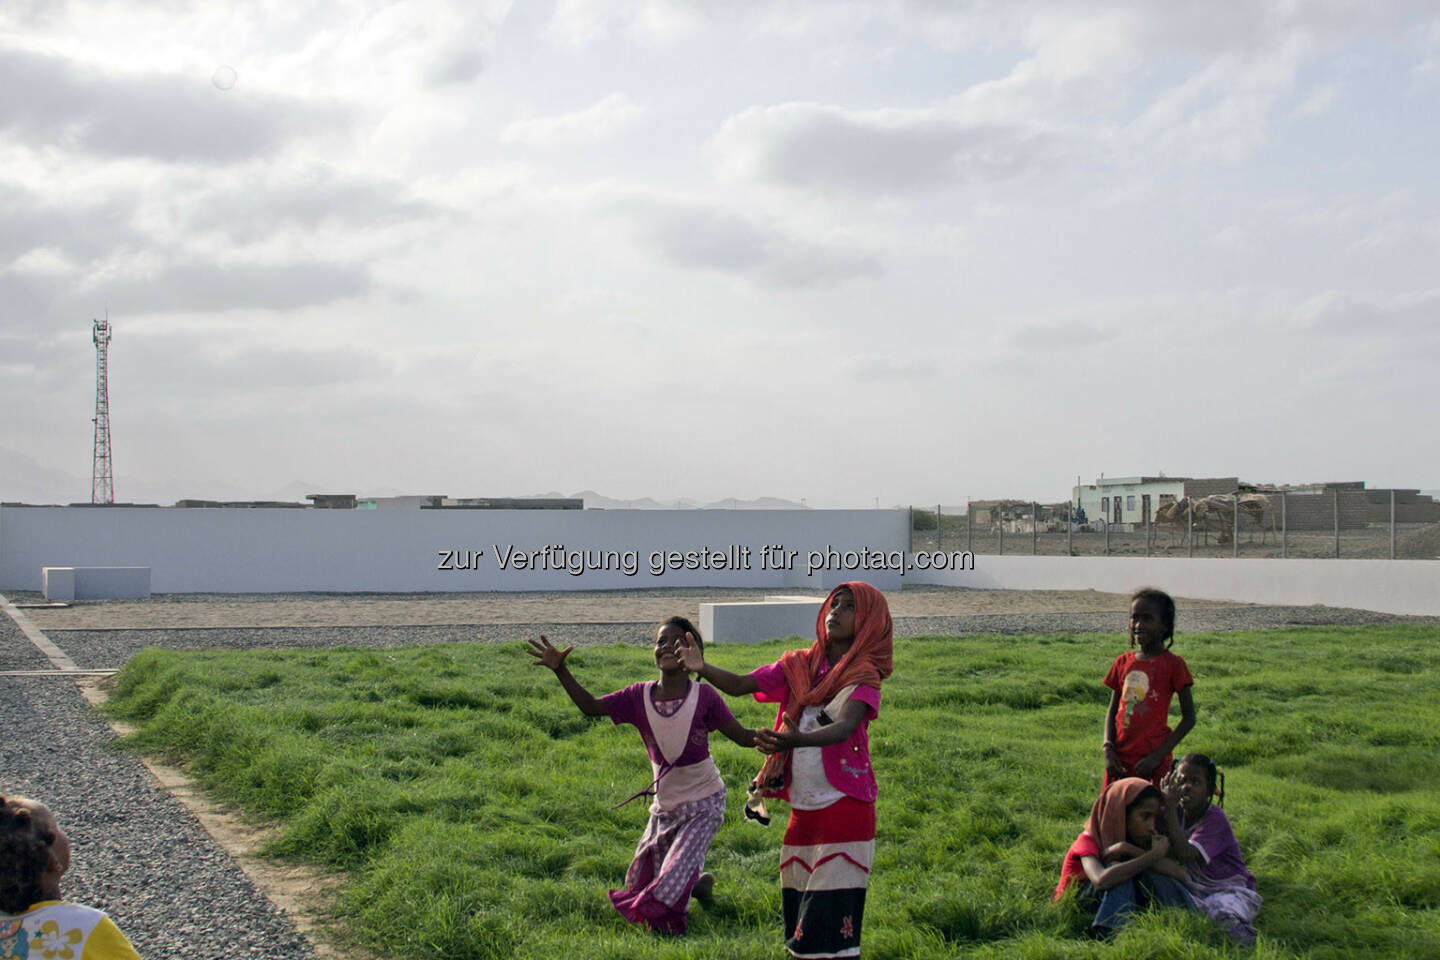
<box><xmin>1055</xmin><ymin>777</ymin><xmax>1195</xmax><ymax>935</ymax></box>
<box><xmin>680</xmin><ymin>581</ymin><xmax>892</xmax><ymax>960</ymax></box>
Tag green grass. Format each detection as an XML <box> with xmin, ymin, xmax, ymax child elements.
<box><xmin>104</xmin><ymin>625</ymin><xmax>1440</xmax><ymax>959</ymax></box>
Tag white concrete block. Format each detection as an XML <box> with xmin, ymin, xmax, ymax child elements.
<box><xmin>42</xmin><ymin>567</ymin><xmax>75</xmax><ymax>602</ymax></box>
<box><xmin>76</xmin><ymin>566</ymin><xmax>151</xmax><ymax>600</ymax></box>
<box><xmin>700</xmin><ymin>599</ymin><xmax>821</xmax><ymax>644</ymax></box>
<box><xmin>42</xmin><ymin>566</ymin><xmax>151</xmax><ymax>601</ymax></box>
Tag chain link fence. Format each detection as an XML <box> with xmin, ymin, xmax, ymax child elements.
<box><xmin>909</xmin><ymin>492</ymin><xmax>1440</xmax><ymax>560</ymax></box>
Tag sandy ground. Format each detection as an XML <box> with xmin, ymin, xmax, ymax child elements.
<box><xmin>20</xmin><ymin>586</ymin><xmax>1250</xmax><ymax>631</ymax></box>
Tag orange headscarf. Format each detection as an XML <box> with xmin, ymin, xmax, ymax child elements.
<box><xmin>754</xmin><ymin>581</ymin><xmax>894</xmax><ymax>794</ymax></box>
<box><xmin>1085</xmin><ymin>777</ymin><xmax>1156</xmax><ymax>849</ymax></box>
<box><xmin>1053</xmin><ymin>777</ymin><xmax>1158</xmax><ymax>899</ymax></box>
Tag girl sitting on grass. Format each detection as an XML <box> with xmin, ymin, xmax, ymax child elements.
<box><xmin>526</xmin><ymin>618</ymin><xmax>758</xmax><ymax>935</ymax></box>
<box><xmin>679</xmin><ymin>581</ymin><xmax>892</xmax><ymax>960</ymax></box>
<box><xmin>1162</xmin><ymin>753</ymin><xmax>1261</xmax><ymax>945</ymax></box>
<box><xmin>1102</xmin><ymin>587</ymin><xmax>1196</xmax><ymax>789</ymax></box>
<box><xmin>1</xmin><ymin>794</ymin><xmax>141</xmax><ymax>959</ymax></box>
<box><xmin>1055</xmin><ymin>777</ymin><xmax>1195</xmax><ymax>936</ymax></box>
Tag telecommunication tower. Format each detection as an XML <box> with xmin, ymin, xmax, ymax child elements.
<box><xmin>91</xmin><ymin>314</ymin><xmax>114</xmax><ymax>504</ymax></box>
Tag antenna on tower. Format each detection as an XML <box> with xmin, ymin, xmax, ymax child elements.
<box><xmin>91</xmin><ymin>312</ymin><xmax>114</xmax><ymax>504</ymax></box>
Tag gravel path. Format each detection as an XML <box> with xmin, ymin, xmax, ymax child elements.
<box><xmin>0</xmin><ymin>675</ymin><xmax>316</xmax><ymax>958</ymax></box>
<box><xmin>45</xmin><ymin>604</ymin><xmax>1440</xmax><ymax>671</ymax></box>
<box><xmin>0</xmin><ymin>611</ymin><xmax>49</xmax><ymax>670</ymax></box>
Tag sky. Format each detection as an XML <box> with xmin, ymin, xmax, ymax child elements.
<box><xmin>1</xmin><ymin>1</ymin><xmax>1438</xmax><ymax>508</ymax></box>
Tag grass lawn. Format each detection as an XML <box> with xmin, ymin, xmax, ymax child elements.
<box><xmin>104</xmin><ymin>624</ymin><xmax>1440</xmax><ymax>959</ymax></box>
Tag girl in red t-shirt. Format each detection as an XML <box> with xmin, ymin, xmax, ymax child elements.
<box><xmin>1101</xmin><ymin>588</ymin><xmax>1196</xmax><ymax>789</ymax></box>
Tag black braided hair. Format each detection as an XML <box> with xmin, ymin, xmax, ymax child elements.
<box><xmin>1180</xmin><ymin>753</ymin><xmax>1224</xmax><ymax>807</ymax></box>
<box><xmin>1131</xmin><ymin>587</ymin><xmax>1177</xmax><ymax>649</ymax></box>
<box><xmin>0</xmin><ymin>795</ymin><xmax>54</xmax><ymax>914</ymax></box>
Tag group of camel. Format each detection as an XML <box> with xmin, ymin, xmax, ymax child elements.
<box><xmin>1154</xmin><ymin>494</ymin><xmax>1275</xmax><ymax>546</ymax></box>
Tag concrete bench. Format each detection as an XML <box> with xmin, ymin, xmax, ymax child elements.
<box><xmin>42</xmin><ymin>567</ymin><xmax>152</xmax><ymax>602</ymax></box>
<box><xmin>699</xmin><ymin>597</ymin><xmax>823</xmax><ymax>644</ymax></box>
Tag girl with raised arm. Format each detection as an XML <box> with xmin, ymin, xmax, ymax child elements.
<box><xmin>526</xmin><ymin>617</ymin><xmax>757</xmax><ymax>935</ymax></box>
<box><xmin>680</xmin><ymin>581</ymin><xmax>892</xmax><ymax>960</ymax></box>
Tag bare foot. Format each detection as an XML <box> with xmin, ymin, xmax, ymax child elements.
<box><xmin>692</xmin><ymin>872</ymin><xmax>715</xmax><ymax>899</ymax></box>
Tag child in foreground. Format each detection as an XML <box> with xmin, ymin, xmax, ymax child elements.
<box><xmin>526</xmin><ymin>618</ymin><xmax>758</xmax><ymax>935</ymax></box>
<box><xmin>680</xmin><ymin>581</ymin><xmax>892</xmax><ymax>960</ymax></box>
<box><xmin>1163</xmin><ymin>754</ymin><xmax>1261</xmax><ymax>945</ymax></box>
<box><xmin>1102</xmin><ymin>587</ymin><xmax>1196</xmax><ymax>789</ymax></box>
<box><xmin>1055</xmin><ymin>777</ymin><xmax>1195</xmax><ymax>935</ymax></box>
<box><xmin>1</xmin><ymin>794</ymin><xmax>142</xmax><ymax>959</ymax></box>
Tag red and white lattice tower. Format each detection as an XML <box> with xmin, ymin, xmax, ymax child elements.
<box><xmin>91</xmin><ymin>314</ymin><xmax>114</xmax><ymax>504</ymax></box>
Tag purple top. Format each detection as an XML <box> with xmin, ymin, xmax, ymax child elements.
<box><xmin>750</xmin><ymin>658</ymin><xmax>882</xmax><ymax>803</ymax></box>
<box><xmin>601</xmin><ymin>681</ymin><xmax>736</xmax><ymax>767</ymax></box>
<box><xmin>1188</xmin><ymin>805</ymin><xmax>1256</xmax><ymax>890</ymax></box>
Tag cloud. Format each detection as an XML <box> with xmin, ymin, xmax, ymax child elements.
<box><xmin>0</xmin><ymin>45</ymin><xmax>349</xmax><ymax>164</ymax></box>
<box><xmin>1296</xmin><ymin>289</ymin><xmax>1440</xmax><ymax>336</ymax></box>
<box><xmin>711</xmin><ymin>102</ymin><xmax>1050</xmax><ymax>194</ymax></box>
<box><xmin>0</xmin><ymin>182</ymin><xmax>142</xmax><ymax>265</ymax></box>
<box><xmin>845</xmin><ymin>356</ymin><xmax>940</xmax><ymax>381</ymax></box>
<box><xmin>86</xmin><ymin>261</ymin><xmax>372</xmax><ymax>314</ymax></box>
<box><xmin>500</xmin><ymin>93</ymin><xmax>647</xmax><ymax>146</ymax></box>
<box><xmin>422</xmin><ymin>44</ymin><xmax>486</xmax><ymax>87</ymax></box>
<box><xmin>1001</xmin><ymin>319</ymin><xmax>1118</xmax><ymax>352</ymax></box>
<box><xmin>617</xmin><ymin>195</ymin><xmax>882</xmax><ymax>288</ymax></box>
<box><xmin>170</xmin><ymin>165</ymin><xmax>445</xmax><ymax>244</ymax></box>
<box><xmin>122</xmin><ymin>335</ymin><xmax>393</xmax><ymax>392</ymax></box>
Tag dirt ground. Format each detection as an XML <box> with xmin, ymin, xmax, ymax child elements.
<box><xmin>23</xmin><ymin>586</ymin><xmax>1250</xmax><ymax>631</ymax></box>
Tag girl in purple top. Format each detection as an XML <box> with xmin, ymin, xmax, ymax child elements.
<box><xmin>527</xmin><ymin>617</ymin><xmax>758</xmax><ymax>935</ymax></box>
<box><xmin>1161</xmin><ymin>753</ymin><xmax>1261</xmax><ymax>944</ymax></box>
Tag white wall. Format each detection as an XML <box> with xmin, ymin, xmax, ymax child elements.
<box><xmin>0</xmin><ymin>506</ymin><xmax>909</xmax><ymax>593</ymax></box>
<box><xmin>912</xmin><ymin>554</ymin><xmax>1440</xmax><ymax>617</ymax></box>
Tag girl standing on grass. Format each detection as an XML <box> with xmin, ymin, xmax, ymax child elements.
<box><xmin>1102</xmin><ymin>588</ymin><xmax>1196</xmax><ymax>790</ymax></box>
<box><xmin>679</xmin><ymin>581</ymin><xmax>893</xmax><ymax>960</ymax></box>
<box><xmin>1054</xmin><ymin>777</ymin><xmax>1195</xmax><ymax>935</ymax></box>
<box><xmin>1162</xmin><ymin>754</ymin><xmax>1261</xmax><ymax>945</ymax></box>
<box><xmin>1</xmin><ymin>794</ymin><xmax>141</xmax><ymax>960</ymax></box>
<box><xmin>526</xmin><ymin>618</ymin><xmax>758</xmax><ymax>935</ymax></box>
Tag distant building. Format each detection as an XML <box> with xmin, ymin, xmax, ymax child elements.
<box><xmin>357</xmin><ymin>495</ymin><xmax>446</xmax><ymax>510</ymax></box>
<box><xmin>1071</xmin><ymin>476</ymin><xmax>1238</xmax><ymax>528</ymax></box>
<box><xmin>427</xmin><ymin>497</ymin><xmax>583</xmax><ymax>510</ymax></box>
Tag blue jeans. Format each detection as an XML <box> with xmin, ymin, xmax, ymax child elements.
<box><xmin>1082</xmin><ymin>870</ymin><xmax>1196</xmax><ymax>933</ymax></box>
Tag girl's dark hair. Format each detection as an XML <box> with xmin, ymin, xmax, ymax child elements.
<box><xmin>656</xmin><ymin>616</ymin><xmax>702</xmax><ymax>655</ymax></box>
<box><xmin>1131</xmin><ymin>587</ymin><xmax>1177</xmax><ymax>649</ymax></box>
<box><xmin>0</xmin><ymin>795</ymin><xmax>54</xmax><ymax>914</ymax></box>
<box><xmin>1126</xmin><ymin>785</ymin><xmax>1163</xmax><ymax>813</ymax></box>
<box><xmin>1180</xmin><ymin>753</ymin><xmax>1225</xmax><ymax>807</ymax></box>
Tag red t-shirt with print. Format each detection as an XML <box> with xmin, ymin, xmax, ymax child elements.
<box><xmin>1103</xmin><ymin>650</ymin><xmax>1193</xmax><ymax>766</ymax></box>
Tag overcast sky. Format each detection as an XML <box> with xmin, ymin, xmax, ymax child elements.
<box><xmin>2</xmin><ymin>1</ymin><xmax>1437</xmax><ymax>507</ymax></box>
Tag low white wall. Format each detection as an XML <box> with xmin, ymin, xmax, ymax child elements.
<box><xmin>700</xmin><ymin>599</ymin><xmax>822</xmax><ymax>644</ymax></box>
<box><xmin>0</xmin><ymin>505</ymin><xmax>909</xmax><ymax>594</ymax></box>
<box><xmin>912</xmin><ymin>554</ymin><xmax>1440</xmax><ymax>617</ymax></box>
<box><xmin>42</xmin><ymin>566</ymin><xmax>151</xmax><ymax>601</ymax></box>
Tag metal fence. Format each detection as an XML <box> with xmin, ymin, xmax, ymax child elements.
<box><xmin>909</xmin><ymin>492</ymin><xmax>1440</xmax><ymax>560</ymax></box>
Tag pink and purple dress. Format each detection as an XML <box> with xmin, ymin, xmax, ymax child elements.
<box><xmin>600</xmin><ymin>680</ymin><xmax>736</xmax><ymax>935</ymax></box>
<box><xmin>1184</xmin><ymin>805</ymin><xmax>1261</xmax><ymax>944</ymax></box>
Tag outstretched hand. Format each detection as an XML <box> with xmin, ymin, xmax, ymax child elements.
<box><xmin>678</xmin><ymin>631</ymin><xmax>705</xmax><ymax>673</ymax></box>
<box><xmin>754</xmin><ymin>715</ymin><xmax>799</xmax><ymax>755</ymax></box>
<box><xmin>1161</xmin><ymin>767</ymin><xmax>1183</xmax><ymax>807</ymax></box>
<box><xmin>526</xmin><ymin>634</ymin><xmax>573</xmax><ymax>672</ymax></box>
